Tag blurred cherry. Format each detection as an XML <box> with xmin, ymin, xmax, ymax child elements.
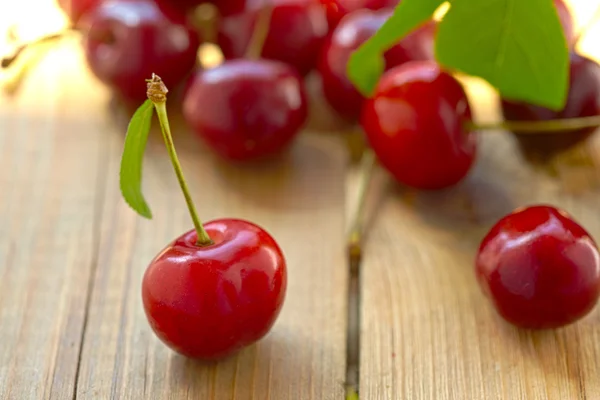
<box><xmin>320</xmin><ymin>0</ymin><xmax>399</xmax><ymax>28</ymax></box>
<box><xmin>319</xmin><ymin>9</ymin><xmax>436</xmax><ymax>120</ymax></box>
<box><xmin>82</xmin><ymin>0</ymin><xmax>201</xmax><ymax>104</ymax></box>
<box><xmin>217</xmin><ymin>0</ymin><xmax>329</xmax><ymax>75</ymax></box>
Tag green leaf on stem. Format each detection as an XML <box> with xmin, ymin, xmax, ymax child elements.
<box><xmin>435</xmin><ymin>0</ymin><xmax>569</xmax><ymax>110</ymax></box>
<box><xmin>347</xmin><ymin>0</ymin><xmax>446</xmax><ymax>96</ymax></box>
<box><xmin>119</xmin><ymin>99</ymin><xmax>154</xmax><ymax>219</ymax></box>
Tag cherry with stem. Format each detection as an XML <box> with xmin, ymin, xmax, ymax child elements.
<box><xmin>122</xmin><ymin>74</ymin><xmax>287</xmax><ymax>360</ymax></box>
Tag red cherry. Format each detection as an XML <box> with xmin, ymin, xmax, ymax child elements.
<box><xmin>182</xmin><ymin>59</ymin><xmax>308</xmax><ymax>161</ymax></box>
<box><xmin>320</xmin><ymin>0</ymin><xmax>399</xmax><ymax>28</ymax></box>
<box><xmin>501</xmin><ymin>53</ymin><xmax>600</xmax><ymax>159</ymax></box>
<box><xmin>476</xmin><ymin>205</ymin><xmax>600</xmax><ymax>329</ymax></box>
<box><xmin>554</xmin><ymin>0</ymin><xmax>575</xmax><ymax>47</ymax></box>
<box><xmin>82</xmin><ymin>0</ymin><xmax>200</xmax><ymax>104</ymax></box>
<box><xmin>217</xmin><ymin>0</ymin><xmax>329</xmax><ymax>76</ymax></box>
<box><xmin>318</xmin><ymin>9</ymin><xmax>435</xmax><ymax>120</ymax></box>
<box><xmin>142</xmin><ymin>219</ymin><xmax>287</xmax><ymax>359</ymax></box>
<box><xmin>361</xmin><ymin>60</ymin><xmax>476</xmax><ymax>190</ymax></box>
<box><xmin>57</xmin><ymin>0</ymin><xmax>103</xmax><ymax>24</ymax></box>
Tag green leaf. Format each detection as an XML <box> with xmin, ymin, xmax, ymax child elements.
<box><xmin>347</xmin><ymin>0</ymin><xmax>446</xmax><ymax>96</ymax></box>
<box><xmin>119</xmin><ymin>99</ymin><xmax>154</xmax><ymax>219</ymax></box>
<box><xmin>435</xmin><ymin>0</ymin><xmax>569</xmax><ymax>110</ymax></box>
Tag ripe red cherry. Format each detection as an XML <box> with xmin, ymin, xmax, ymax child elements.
<box><xmin>320</xmin><ymin>0</ymin><xmax>399</xmax><ymax>28</ymax></box>
<box><xmin>217</xmin><ymin>0</ymin><xmax>329</xmax><ymax>76</ymax></box>
<box><xmin>82</xmin><ymin>0</ymin><xmax>200</xmax><ymax>104</ymax></box>
<box><xmin>182</xmin><ymin>59</ymin><xmax>308</xmax><ymax>161</ymax></box>
<box><xmin>361</xmin><ymin>60</ymin><xmax>476</xmax><ymax>190</ymax></box>
<box><xmin>501</xmin><ymin>53</ymin><xmax>600</xmax><ymax>159</ymax></box>
<box><xmin>476</xmin><ymin>205</ymin><xmax>600</xmax><ymax>329</ymax></box>
<box><xmin>142</xmin><ymin>219</ymin><xmax>287</xmax><ymax>359</ymax></box>
<box><xmin>318</xmin><ymin>9</ymin><xmax>435</xmax><ymax>120</ymax></box>
<box><xmin>57</xmin><ymin>0</ymin><xmax>102</xmax><ymax>24</ymax></box>
<box><xmin>554</xmin><ymin>0</ymin><xmax>575</xmax><ymax>47</ymax></box>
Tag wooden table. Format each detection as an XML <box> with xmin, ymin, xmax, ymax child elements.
<box><xmin>1</xmin><ymin>1</ymin><xmax>600</xmax><ymax>398</ymax></box>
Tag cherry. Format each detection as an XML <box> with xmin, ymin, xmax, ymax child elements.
<box><xmin>501</xmin><ymin>53</ymin><xmax>600</xmax><ymax>159</ymax></box>
<box><xmin>320</xmin><ymin>0</ymin><xmax>399</xmax><ymax>28</ymax></box>
<box><xmin>82</xmin><ymin>0</ymin><xmax>200</xmax><ymax>104</ymax></box>
<box><xmin>142</xmin><ymin>220</ymin><xmax>287</xmax><ymax>359</ymax></box>
<box><xmin>318</xmin><ymin>9</ymin><xmax>435</xmax><ymax>121</ymax></box>
<box><xmin>122</xmin><ymin>75</ymin><xmax>288</xmax><ymax>360</ymax></box>
<box><xmin>57</xmin><ymin>0</ymin><xmax>103</xmax><ymax>24</ymax></box>
<box><xmin>217</xmin><ymin>0</ymin><xmax>329</xmax><ymax>76</ymax></box>
<box><xmin>476</xmin><ymin>205</ymin><xmax>600</xmax><ymax>329</ymax></box>
<box><xmin>182</xmin><ymin>59</ymin><xmax>308</xmax><ymax>161</ymax></box>
<box><xmin>554</xmin><ymin>0</ymin><xmax>575</xmax><ymax>48</ymax></box>
<box><xmin>360</xmin><ymin>60</ymin><xmax>476</xmax><ymax>190</ymax></box>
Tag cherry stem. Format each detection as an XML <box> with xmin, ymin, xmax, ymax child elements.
<box><xmin>347</xmin><ymin>149</ymin><xmax>377</xmax><ymax>263</ymax></box>
<box><xmin>146</xmin><ymin>74</ymin><xmax>213</xmax><ymax>247</ymax></box>
<box><xmin>245</xmin><ymin>0</ymin><xmax>273</xmax><ymax>59</ymax></box>
<box><xmin>466</xmin><ymin>114</ymin><xmax>600</xmax><ymax>133</ymax></box>
<box><xmin>190</xmin><ymin>3</ymin><xmax>220</xmax><ymax>43</ymax></box>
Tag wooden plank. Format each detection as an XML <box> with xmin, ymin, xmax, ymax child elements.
<box><xmin>75</xmin><ymin>105</ymin><xmax>349</xmax><ymax>396</ymax></box>
<box><xmin>0</xmin><ymin>42</ymin><xmax>111</xmax><ymax>399</ymax></box>
<box><xmin>358</xmin><ymin>77</ymin><xmax>600</xmax><ymax>399</ymax></box>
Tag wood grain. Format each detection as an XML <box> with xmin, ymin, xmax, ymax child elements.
<box><xmin>73</xmin><ymin>98</ymin><xmax>349</xmax><ymax>398</ymax></box>
<box><xmin>0</xmin><ymin>43</ymin><xmax>111</xmax><ymax>399</ymax></box>
<box><xmin>358</xmin><ymin>83</ymin><xmax>600</xmax><ymax>400</ymax></box>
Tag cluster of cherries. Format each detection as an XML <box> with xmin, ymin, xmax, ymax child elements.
<box><xmin>54</xmin><ymin>0</ymin><xmax>600</xmax><ymax>360</ymax></box>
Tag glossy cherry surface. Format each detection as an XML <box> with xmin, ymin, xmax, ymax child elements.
<box><xmin>217</xmin><ymin>0</ymin><xmax>329</xmax><ymax>76</ymax></box>
<box><xmin>82</xmin><ymin>0</ymin><xmax>200</xmax><ymax>104</ymax></box>
<box><xmin>142</xmin><ymin>219</ymin><xmax>287</xmax><ymax>360</ymax></box>
<box><xmin>183</xmin><ymin>59</ymin><xmax>308</xmax><ymax>161</ymax></box>
<box><xmin>361</xmin><ymin>61</ymin><xmax>476</xmax><ymax>190</ymax></box>
<box><xmin>476</xmin><ymin>205</ymin><xmax>600</xmax><ymax>330</ymax></box>
<box><xmin>320</xmin><ymin>0</ymin><xmax>399</xmax><ymax>28</ymax></box>
<box><xmin>501</xmin><ymin>53</ymin><xmax>600</xmax><ymax>159</ymax></box>
<box><xmin>319</xmin><ymin>9</ymin><xmax>435</xmax><ymax>120</ymax></box>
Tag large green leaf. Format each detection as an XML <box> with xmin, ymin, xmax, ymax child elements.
<box><xmin>435</xmin><ymin>0</ymin><xmax>569</xmax><ymax>110</ymax></box>
<box><xmin>119</xmin><ymin>99</ymin><xmax>154</xmax><ymax>219</ymax></box>
<box><xmin>347</xmin><ymin>0</ymin><xmax>446</xmax><ymax>96</ymax></box>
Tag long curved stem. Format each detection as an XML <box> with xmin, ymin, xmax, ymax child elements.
<box><xmin>245</xmin><ymin>1</ymin><xmax>273</xmax><ymax>59</ymax></box>
<box><xmin>147</xmin><ymin>74</ymin><xmax>213</xmax><ymax>247</ymax></box>
<box><xmin>467</xmin><ymin>114</ymin><xmax>600</xmax><ymax>133</ymax></box>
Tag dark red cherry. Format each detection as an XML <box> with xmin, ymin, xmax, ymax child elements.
<box><xmin>57</xmin><ymin>0</ymin><xmax>103</xmax><ymax>24</ymax></box>
<box><xmin>501</xmin><ymin>53</ymin><xmax>600</xmax><ymax>160</ymax></box>
<box><xmin>476</xmin><ymin>205</ymin><xmax>600</xmax><ymax>329</ymax></box>
<box><xmin>554</xmin><ymin>0</ymin><xmax>575</xmax><ymax>47</ymax></box>
<box><xmin>142</xmin><ymin>219</ymin><xmax>287</xmax><ymax>359</ymax></box>
<box><xmin>318</xmin><ymin>9</ymin><xmax>435</xmax><ymax>120</ymax></box>
<box><xmin>217</xmin><ymin>0</ymin><xmax>329</xmax><ymax>76</ymax></box>
<box><xmin>82</xmin><ymin>0</ymin><xmax>200</xmax><ymax>104</ymax></box>
<box><xmin>182</xmin><ymin>59</ymin><xmax>308</xmax><ymax>161</ymax></box>
<box><xmin>360</xmin><ymin>60</ymin><xmax>476</xmax><ymax>190</ymax></box>
<box><xmin>320</xmin><ymin>0</ymin><xmax>399</xmax><ymax>28</ymax></box>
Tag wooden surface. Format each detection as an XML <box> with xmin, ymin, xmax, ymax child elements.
<box><xmin>2</xmin><ymin>1</ymin><xmax>600</xmax><ymax>399</ymax></box>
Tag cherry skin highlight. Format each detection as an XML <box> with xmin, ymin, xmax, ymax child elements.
<box><xmin>501</xmin><ymin>53</ymin><xmax>600</xmax><ymax>160</ymax></box>
<box><xmin>182</xmin><ymin>59</ymin><xmax>308</xmax><ymax>161</ymax></box>
<box><xmin>82</xmin><ymin>0</ymin><xmax>200</xmax><ymax>104</ymax></box>
<box><xmin>554</xmin><ymin>0</ymin><xmax>575</xmax><ymax>48</ymax></box>
<box><xmin>360</xmin><ymin>60</ymin><xmax>476</xmax><ymax>190</ymax></box>
<box><xmin>476</xmin><ymin>205</ymin><xmax>600</xmax><ymax>330</ymax></box>
<box><xmin>217</xmin><ymin>0</ymin><xmax>329</xmax><ymax>76</ymax></box>
<box><xmin>142</xmin><ymin>219</ymin><xmax>287</xmax><ymax>360</ymax></box>
<box><xmin>320</xmin><ymin>0</ymin><xmax>399</xmax><ymax>28</ymax></box>
<box><xmin>318</xmin><ymin>9</ymin><xmax>435</xmax><ymax>120</ymax></box>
